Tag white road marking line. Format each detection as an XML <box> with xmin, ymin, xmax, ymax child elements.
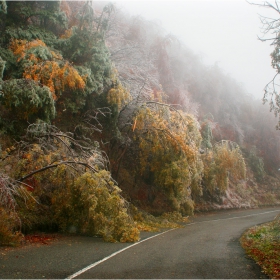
<box><xmin>66</xmin><ymin>208</ymin><xmax>280</xmax><ymax>279</ymax></box>
<box><xmin>65</xmin><ymin>228</ymin><xmax>176</xmax><ymax>279</ymax></box>
<box><xmin>187</xmin><ymin>209</ymin><xmax>280</xmax><ymax>225</ymax></box>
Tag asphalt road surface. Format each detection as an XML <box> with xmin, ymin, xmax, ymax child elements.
<box><xmin>1</xmin><ymin>207</ymin><xmax>280</xmax><ymax>279</ymax></box>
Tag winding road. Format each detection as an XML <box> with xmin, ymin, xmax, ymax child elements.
<box><xmin>1</xmin><ymin>207</ymin><xmax>280</xmax><ymax>279</ymax></box>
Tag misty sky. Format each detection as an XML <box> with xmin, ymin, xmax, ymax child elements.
<box><xmin>113</xmin><ymin>0</ymin><xmax>278</xmax><ymax>99</ymax></box>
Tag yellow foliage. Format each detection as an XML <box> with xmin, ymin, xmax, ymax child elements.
<box><xmin>1</xmin><ymin>140</ymin><xmax>140</xmax><ymax>243</ymax></box>
<box><xmin>107</xmin><ymin>82</ymin><xmax>131</xmax><ymax>110</ymax></box>
<box><xmin>133</xmin><ymin>106</ymin><xmax>201</xmax><ymax>173</ymax></box>
<box><xmin>71</xmin><ymin>172</ymin><xmax>140</xmax><ymax>242</ymax></box>
<box><xmin>50</xmin><ymin>51</ymin><xmax>63</xmax><ymax>60</ymax></box>
<box><xmin>132</xmin><ymin>105</ymin><xmax>203</xmax><ymax>206</ymax></box>
<box><xmin>150</xmin><ymin>88</ymin><xmax>165</xmax><ymax>103</ymax></box>
<box><xmin>131</xmin><ymin>206</ymin><xmax>185</xmax><ymax>232</ymax></box>
<box><xmin>60</xmin><ymin>28</ymin><xmax>73</xmax><ymax>39</ymax></box>
<box><xmin>202</xmin><ymin>141</ymin><xmax>246</xmax><ymax>193</ymax></box>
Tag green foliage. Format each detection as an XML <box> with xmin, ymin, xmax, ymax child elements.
<box><xmin>58</xmin><ymin>27</ymin><xmax>112</xmax><ymax>95</ymax></box>
<box><xmin>248</xmin><ymin>146</ymin><xmax>265</xmax><ymax>182</ymax></box>
<box><xmin>0</xmin><ymin>48</ymin><xmax>17</xmax><ymax>79</ymax></box>
<box><xmin>55</xmin><ymin>2</ymin><xmax>112</xmax><ymax>96</ymax></box>
<box><xmin>3</xmin><ymin>26</ymin><xmax>58</xmax><ymax>48</ymax></box>
<box><xmin>0</xmin><ymin>78</ymin><xmax>55</xmax><ymax>123</ymax></box>
<box><xmin>200</xmin><ymin>117</ymin><xmax>213</xmax><ymax>150</ymax></box>
<box><xmin>1</xmin><ymin>1</ymin><xmax>113</xmax><ymax>117</ymax></box>
<box><xmin>6</xmin><ymin>1</ymin><xmax>67</xmax><ymax>33</ymax></box>
<box><xmin>0</xmin><ymin>1</ymin><xmax>7</xmax><ymax>14</ymax></box>
<box><xmin>0</xmin><ymin>56</ymin><xmax>5</xmax><ymax>80</ymax></box>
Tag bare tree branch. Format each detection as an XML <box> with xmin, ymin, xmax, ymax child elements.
<box><xmin>17</xmin><ymin>160</ymin><xmax>98</xmax><ymax>182</ymax></box>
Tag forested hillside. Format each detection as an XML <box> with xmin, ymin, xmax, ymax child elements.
<box><xmin>0</xmin><ymin>1</ymin><xmax>279</xmax><ymax>245</ymax></box>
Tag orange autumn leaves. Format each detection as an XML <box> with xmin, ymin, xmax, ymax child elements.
<box><xmin>10</xmin><ymin>39</ymin><xmax>86</xmax><ymax>100</ymax></box>
<box><xmin>10</xmin><ymin>39</ymin><xmax>48</xmax><ymax>61</ymax></box>
<box><xmin>23</xmin><ymin>61</ymin><xmax>86</xmax><ymax>99</ymax></box>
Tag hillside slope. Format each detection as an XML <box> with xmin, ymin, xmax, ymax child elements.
<box><xmin>0</xmin><ymin>1</ymin><xmax>279</xmax><ymax>244</ymax></box>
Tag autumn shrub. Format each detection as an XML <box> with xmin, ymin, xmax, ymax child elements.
<box><xmin>131</xmin><ymin>205</ymin><xmax>185</xmax><ymax>232</ymax></box>
<box><xmin>0</xmin><ymin>123</ymin><xmax>139</xmax><ymax>242</ymax></box>
<box><xmin>131</xmin><ymin>105</ymin><xmax>203</xmax><ymax>213</ymax></box>
<box><xmin>180</xmin><ymin>199</ymin><xmax>195</xmax><ymax>216</ymax></box>
<box><xmin>107</xmin><ymin>80</ymin><xmax>131</xmax><ymax>110</ymax></box>
<box><xmin>202</xmin><ymin>141</ymin><xmax>246</xmax><ymax>194</ymax></box>
<box><xmin>51</xmin><ymin>171</ymin><xmax>140</xmax><ymax>242</ymax></box>
<box><xmin>160</xmin><ymin>211</ymin><xmax>189</xmax><ymax>223</ymax></box>
<box><xmin>7</xmin><ymin>35</ymin><xmax>113</xmax><ymax>118</ymax></box>
<box><xmin>0</xmin><ymin>168</ymin><xmax>39</xmax><ymax>240</ymax></box>
<box><xmin>9</xmin><ymin>39</ymin><xmax>87</xmax><ymax>99</ymax></box>
<box><xmin>0</xmin><ymin>208</ymin><xmax>23</xmax><ymax>246</ymax></box>
<box><xmin>0</xmin><ymin>1</ymin><xmax>138</xmax><ymax>244</ymax></box>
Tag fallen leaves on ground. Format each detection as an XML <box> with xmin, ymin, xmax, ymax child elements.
<box><xmin>24</xmin><ymin>234</ymin><xmax>58</xmax><ymax>245</ymax></box>
<box><xmin>240</xmin><ymin>214</ymin><xmax>280</xmax><ymax>279</ymax></box>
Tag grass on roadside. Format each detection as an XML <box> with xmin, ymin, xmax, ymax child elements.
<box><xmin>240</xmin><ymin>214</ymin><xmax>280</xmax><ymax>279</ymax></box>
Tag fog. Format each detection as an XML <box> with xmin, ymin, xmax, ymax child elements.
<box><xmin>113</xmin><ymin>0</ymin><xmax>277</xmax><ymax>99</ymax></box>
